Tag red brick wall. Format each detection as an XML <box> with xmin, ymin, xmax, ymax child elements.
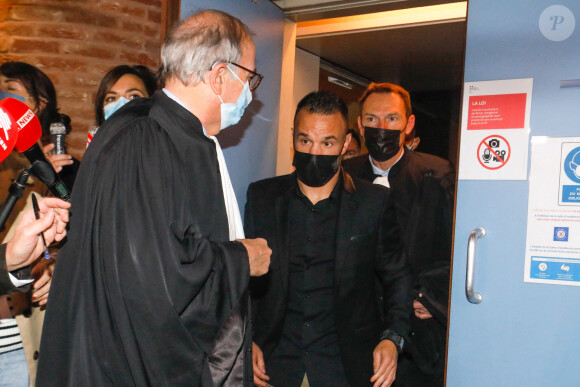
<box><xmin>0</xmin><ymin>0</ymin><xmax>164</xmax><ymax>160</ymax></box>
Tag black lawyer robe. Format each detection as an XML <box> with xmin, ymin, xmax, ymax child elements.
<box><xmin>343</xmin><ymin>151</ymin><xmax>455</xmax><ymax>274</ymax></box>
<box><xmin>37</xmin><ymin>91</ymin><xmax>251</xmax><ymax>386</ymax></box>
<box><xmin>343</xmin><ymin>151</ymin><xmax>455</xmax><ymax>386</ymax></box>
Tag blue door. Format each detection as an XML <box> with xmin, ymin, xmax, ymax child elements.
<box><xmin>447</xmin><ymin>1</ymin><xmax>580</xmax><ymax>385</ymax></box>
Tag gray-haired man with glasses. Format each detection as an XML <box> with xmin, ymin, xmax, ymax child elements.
<box><xmin>38</xmin><ymin>9</ymin><xmax>271</xmax><ymax>387</ymax></box>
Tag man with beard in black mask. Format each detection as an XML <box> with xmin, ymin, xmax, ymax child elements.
<box><xmin>245</xmin><ymin>90</ymin><xmax>412</xmax><ymax>387</ymax></box>
<box><xmin>343</xmin><ymin>83</ymin><xmax>455</xmax><ymax>387</ymax></box>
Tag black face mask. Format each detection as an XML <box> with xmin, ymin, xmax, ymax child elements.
<box><xmin>292</xmin><ymin>149</ymin><xmax>341</xmax><ymax>187</ymax></box>
<box><xmin>363</xmin><ymin>126</ymin><xmax>404</xmax><ymax>162</ymax></box>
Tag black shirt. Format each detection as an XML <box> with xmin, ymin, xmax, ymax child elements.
<box><xmin>267</xmin><ymin>177</ymin><xmax>350</xmax><ymax>387</ymax></box>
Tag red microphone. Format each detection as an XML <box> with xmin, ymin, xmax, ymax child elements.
<box><xmin>0</xmin><ymin>98</ymin><xmax>21</xmax><ymax>162</ymax></box>
<box><xmin>0</xmin><ymin>98</ymin><xmax>70</xmax><ymax>201</ymax></box>
<box><xmin>0</xmin><ymin>97</ymin><xmax>42</xmax><ymax>153</ymax></box>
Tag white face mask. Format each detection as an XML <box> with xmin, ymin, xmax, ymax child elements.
<box><xmin>217</xmin><ymin>66</ymin><xmax>252</xmax><ymax>130</ymax></box>
<box><xmin>104</xmin><ymin>97</ymin><xmax>130</xmax><ymax>121</ymax></box>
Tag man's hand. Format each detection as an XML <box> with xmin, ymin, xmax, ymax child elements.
<box><xmin>371</xmin><ymin>340</ymin><xmax>398</xmax><ymax>387</ymax></box>
<box><xmin>238</xmin><ymin>238</ymin><xmax>271</xmax><ymax>276</ymax></box>
<box><xmin>252</xmin><ymin>342</ymin><xmax>270</xmax><ymax>387</ymax></box>
<box><xmin>413</xmin><ymin>299</ymin><xmax>433</xmax><ymax>319</ymax></box>
<box><xmin>42</xmin><ymin>143</ymin><xmax>73</xmax><ymax>173</ymax></box>
<box><xmin>31</xmin><ymin>260</ymin><xmax>54</xmax><ymax>306</ymax></box>
<box><xmin>5</xmin><ymin>197</ymin><xmax>70</xmax><ymax>272</ymax></box>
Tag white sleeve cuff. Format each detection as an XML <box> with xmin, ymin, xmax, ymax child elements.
<box><xmin>8</xmin><ymin>272</ymin><xmax>33</xmax><ymax>287</ymax></box>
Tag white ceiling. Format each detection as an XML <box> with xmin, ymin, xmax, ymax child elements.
<box><xmin>271</xmin><ymin>0</ymin><xmax>409</xmax><ymax>16</ymax></box>
<box><xmin>269</xmin><ymin>0</ymin><xmax>466</xmax><ymax>92</ymax></box>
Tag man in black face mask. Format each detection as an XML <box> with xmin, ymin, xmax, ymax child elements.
<box><xmin>245</xmin><ymin>90</ymin><xmax>412</xmax><ymax>387</ymax></box>
<box><xmin>343</xmin><ymin>83</ymin><xmax>455</xmax><ymax>387</ymax></box>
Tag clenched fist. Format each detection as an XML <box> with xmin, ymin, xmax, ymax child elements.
<box><xmin>238</xmin><ymin>238</ymin><xmax>271</xmax><ymax>276</ymax></box>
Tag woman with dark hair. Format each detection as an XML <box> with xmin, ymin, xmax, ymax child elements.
<box><xmin>86</xmin><ymin>65</ymin><xmax>157</xmax><ymax>147</ymax></box>
<box><xmin>0</xmin><ymin>62</ymin><xmax>79</xmax><ymax>186</ymax></box>
<box><xmin>94</xmin><ymin>65</ymin><xmax>157</xmax><ymax>127</ymax></box>
<box><xmin>0</xmin><ymin>62</ymin><xmax>71</xmax><ymax>387</ymax></box>
<box><xmin>0</xmin><ymin>62</ymin><xmax>62</xmax><ymax>141</ymax></box>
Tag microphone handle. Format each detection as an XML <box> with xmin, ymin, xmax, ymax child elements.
<box><xmin>51</xmin><ymin>133</ymin><xmax>66</xmax><ymax>154</ymax></box>
<box><xmin>23</xmin><ymin>145</ymin><xmax>71</xmax><ymax>201</ymax></box>
<box><xmin>49</xmin><ymin>122</ymin><xmax>67</xmax><ymax>155</ymax></box>
<box><xmin>0</xmin><ymin>169</ymin><xmax>31</xmax><ymax>231</ymax></box>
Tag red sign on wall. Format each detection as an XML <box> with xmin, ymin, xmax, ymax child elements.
<box><xmin>467</xmin><ymin>93</ymin><xmax>527</xmax><ymax>130</ymax></box>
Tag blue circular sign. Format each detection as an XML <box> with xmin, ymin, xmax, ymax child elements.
<box><xmin>564</xmin><ymin>146</ymin><xmax>580</xmax><ymax>183</ymax></box>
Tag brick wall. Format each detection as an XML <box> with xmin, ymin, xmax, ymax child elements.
<box><xmin>0</xmin><ymin>0</ymin><xmax>164</xmax><ymax>160</ymax></box>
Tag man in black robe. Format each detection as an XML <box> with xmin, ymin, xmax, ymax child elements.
<box><xmin>37</xmin><ymin>10</ymin><xmax>271</xmax><ymax>387</ymax></box>
<box><xmin>343</xmin><ymin>83</ymin><xmax>455</xmax><ymax>386</ymax></box>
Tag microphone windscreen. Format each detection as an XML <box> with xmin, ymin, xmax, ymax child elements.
<box><xmin>0</xmin><ymin>97</ymin><xmax>42</xmax><ymax>153</ymax></box>
<box><xmin>0</xmin><ymin>98</ymin><xmax>22</xmax><ymax>162</ymax></box>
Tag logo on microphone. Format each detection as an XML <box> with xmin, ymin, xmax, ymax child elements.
<box><xmin>0</xmin><ymin>109</ymin><xmax>11</xmax><ymax>149</ymax></box>
<box><xmin>16</xmin><ymin>109</ymin><xmax>35</xmax><ymax>131</ymax></box>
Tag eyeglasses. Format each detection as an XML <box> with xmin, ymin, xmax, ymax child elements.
<box><xmin>226</xmin><ymin>62</ymin><xmax>263</xmax><ymax>92</ymax></box>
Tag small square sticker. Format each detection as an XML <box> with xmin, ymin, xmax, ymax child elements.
<box><xmin>554</xmin><ymin>227</ymin><xmax>569</xmax><ymax>242</ymax></box>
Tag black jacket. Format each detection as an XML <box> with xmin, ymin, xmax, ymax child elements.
<box><xmin>0</xmin><ymin>245</ymin><xmax>17</xmax><ymax>295</ymax></box>
<box><xmin>343</xmin><ymin>151</ymin><xmax>455</xmax><ymax>273</ymax></box>
<box><xmin>245</xmin><ymin>172</ymin><xmax>413</xmax><ymax>386</ymax></box>
<box><xmin>344</xmin><ymin>151</ymin><xmax>455</xmax><ymax>381</ymax></box>
<box><xmin>0</xmin><ymin>244</ymin><xmax>31</xmax><ymax>296</ymax></box>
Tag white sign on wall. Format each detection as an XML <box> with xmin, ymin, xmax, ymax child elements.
<box><xmin>458</xmin><ymin>78</ymin><xmax>533</xmax><ymax>180</ymax></box>
<box><xmin>524</xmin><ymin>137</ymin><xmax>580</xmax><ymax>286</ymax></box>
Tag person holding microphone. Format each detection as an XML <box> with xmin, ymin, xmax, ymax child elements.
<box><xmin>0</xmin><ymin>197</ymin><xmax>70</xmax><ymax>387</ymax></box>
<box><xmin>0</xmin><ymin>68</ymin><xmax>72</xmax><ymax>386</ymax></box>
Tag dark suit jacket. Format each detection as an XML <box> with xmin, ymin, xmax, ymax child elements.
<box><xmin>0</xmin><ymin>244</ymin><xmax>31</xmax><ymax>296</ymax></box>
<box><xmin>343</xmin><ymin>151</ymin><xmax>455</xmax><ymax>273</ymax></box>
<box><xmin>245</xmin><ymin>172</ymin><xmax>413</xmax><ymax>386</ymax></box>
<box><xmin>0</xmin><ymin>244</ymin><xmax>15</xmax><ymax>295</ymax></box>
<box><xmin>343</xmin><ymin>151</ymin><xmax>455</xmax><ymax>381</ymax></box>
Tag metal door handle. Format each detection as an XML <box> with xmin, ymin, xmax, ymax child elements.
<box><xmin>466</xmin><ymin>226</ymin><xmax>485</xmax><ymax>304</ymax></box>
